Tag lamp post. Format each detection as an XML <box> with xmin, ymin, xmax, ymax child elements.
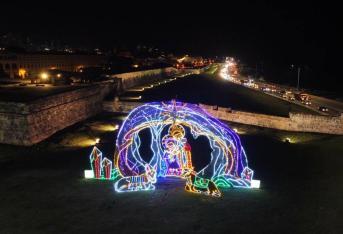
<box><xmin>297</xmin><ymin>67</ymin><xmax>301</xmax><ymax>91</ymax></box>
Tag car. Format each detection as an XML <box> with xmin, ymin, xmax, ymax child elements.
<box><xmin>318</xmin><ymin>106</ymin><xmax>329</xmax><ymax>112</ymax></box>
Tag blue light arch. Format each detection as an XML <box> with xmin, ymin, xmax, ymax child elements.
<box><xmin>114</xmin><ymin>100</ymin><xmax>255</xmax><ymax>188</ymax></box>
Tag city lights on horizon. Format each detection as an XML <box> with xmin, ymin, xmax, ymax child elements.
<box><xmin>40</xmin><ymin>72</ymin><xmax>49</xmax><ymax>80</ymax></box>
<box><xmin>219</xmin><ymin>57</ymin><xmax>238</xmax><ymax>81</ymax></box>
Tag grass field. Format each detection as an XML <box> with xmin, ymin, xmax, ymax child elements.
<box><xmin>0</xmin><ymin>113</ymin><xmax>342</xmax><ymax>233</ymax></box>
<box><xmin>121</xmin><ymin>74</ymin><xmax>316</xmax><ymax>117</ymax></box>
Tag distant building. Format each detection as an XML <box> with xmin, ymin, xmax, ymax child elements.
<box><xmin>0</xmin><ymin>53</ymin><xmax>105</xmax><ymax>78</ymax></box>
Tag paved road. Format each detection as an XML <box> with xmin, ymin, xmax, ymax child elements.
<box><xmin>221</xmin><ymin>63</ymin><xmax>343</xmax><ymax>116</ymax></box>
<box><xmin>309</xmin><ymin>94</ymin><xmax>343</xmax><ymax>116</ymax></box>
<box><xmin>256</xmin><ymin>82</ymin><xmax>342</xmax><ymax>116</ymax></box>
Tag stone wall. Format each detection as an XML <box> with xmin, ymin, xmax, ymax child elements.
<box><xmin>0</xmin><ymin>67</ymin><xmax>203</xmax><ymax>146</ymax></box>
<box><xmin>0</xmin><ymin>67</ymin><xmax>196</xmax><ymax>146</ymax></box>
<box><xmin>289</xmin><ymin>112</ymin><xmax>343</xmax><ymax>135</ymax></box>
<box><xmin>111</xmin><ymin>67</ymin><xmax>206</xmax><ymax>91</ymax></box>
<box><xmin>111</xmin><ymin>67</ymin><xmax>179</xmax><ymax>91</ymax></box>
<box><xmin>103</xmin><ymin>100</ymin><xmax>142</xmax><ymax>113</ymax></box>
<box><xmin>103</xmin><ymin>101</ymin><xmax>343</xmax><ymax>135</ymax></box>
<box><xmin>0</xmin><ymin>82</ymin><xmax>116</xmax><ymax>145</ymax></box>
<box><xmin>199</xmin><ymin>104</ymin><xmax>343</xmax><ymax>135</ymax></box>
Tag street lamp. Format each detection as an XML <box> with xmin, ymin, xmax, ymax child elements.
<box><xmin>40</xmin><ymin>72</ymin><xmax>49</xmax><ymax>80</ymax></box>
<box><xmin>291</xmin><ymin>65</ymin><xmax>301</xmax><ymax>90</ymax></box>
<box><xmin>297</xmin><ymin>67</ymin><xmax>301</xmax><ymax>91</ymax></box>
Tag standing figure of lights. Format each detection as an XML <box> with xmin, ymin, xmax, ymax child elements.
<box><xmin>160</xmin><ymin>124</ymin><xmax>193</xmax><ymax>177</ymax></box>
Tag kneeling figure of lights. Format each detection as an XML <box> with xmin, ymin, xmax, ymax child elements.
<box><xmin>85</xmin><ymin>100</ymin><xmax>260</xmax><ymax>197</ymax></box>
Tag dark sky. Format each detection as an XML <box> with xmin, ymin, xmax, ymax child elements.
<box><xmin>1</xmin><ymin>2</ymin><xmax>340</xmax><ymax>54</ymax></box>
<box><xmin>1</xmin><ymin>1</ymin><xmax>341</xmax><ymax>90</ymax></box>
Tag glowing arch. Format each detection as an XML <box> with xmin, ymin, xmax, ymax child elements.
<box><xmin>114</xmin><ymin>100</ymin><xmax>257</xmax><ymax>191</ymax></box>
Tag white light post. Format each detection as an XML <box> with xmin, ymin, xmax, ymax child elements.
<box><xmin>297</xmin><ymin>67</ymin><xmax>301</xmax><ymax>90</ymax></box>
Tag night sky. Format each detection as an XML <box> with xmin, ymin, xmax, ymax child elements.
<box><xmin>1</xmin><ymin>1</ymin><xmax>341</xmax><ymax>92</ymax></box>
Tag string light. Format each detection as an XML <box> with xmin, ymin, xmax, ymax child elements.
<box><xmin>113</xmin><ymin>100</ymin><xmax>259</xmax><ymax>195</ymax></box>
<box><xmin>115</xmin><ymin>164</ymin><xmax>157</xmax><ymax>192</ymax></box>
<box><xmin>85</xmin><ymin>146</ymin><xmax>120</xmax><ymax>180</ymax></box>
<box><xmin>90</xmin><ymin>147</ymin><xmax>102</xmax><ymax>179</ymax></box>
<box><xmin>102</xmin><ymin>158</ymin><xmax>113</xmax><ymax>179</ymax></box>
<box><xmin>84</xmin><ymin>101</ymin><xmax>260</xmax><ymax>195</ymax></box>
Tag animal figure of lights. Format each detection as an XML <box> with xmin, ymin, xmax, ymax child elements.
<box><xmin>114</xmin><ymin>101</ymin><xmax>260</xmax><ymax>196</ymax></box>
<box><xmin>182</xmin><ymin>169</ymin><xmax>221</xmax><ymax>197</ymax></box>
<box><xmin>114</xmin><ymin>164</ymin><xmax>157</xmax><ymax>192</ymax></box>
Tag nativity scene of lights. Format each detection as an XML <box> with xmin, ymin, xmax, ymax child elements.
<box><xmin>84</xmin><ymin>100</ymin><xmax>260</xmax><ymax>197</ymax></box>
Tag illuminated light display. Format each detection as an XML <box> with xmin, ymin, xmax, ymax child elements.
<box><xmin>251</xmin><ymin>179</ymin><xmax>261</xmax><ymax>188</ymax></box>
<box><xmin>90</xmin><ymin>146</ymin><xmax>102</xmax><ymax>179</ymax></box>
<box><xmin>113</xmin><ymin>100</ymin><xmax>259</xmax><ymax>196</ymax></box>
<box><xmin>85</xmin><ymin>146</ymin><xmax>120</xmax><ymax>180</ymax></box>
<box><xmin>102</xmin><ymin>158</ymin><xmax>113</xmax><ymax>179</ymax></box>
<box><xmin>115</xmin><ymin>164</ymin><xmax>157</xmax><ymax>192</ymax></box>
<box><xmin>241</xmin><ymin>167</ymin><xmax>254</xmax><ymax>181</ymax></box>
<box><xmin>160</xmin><ymin>124</ymin><xmax>193</xmax><ymax>177</ymax></box>
<box><xmin>84</xmin><ymin>170</ymin><xmax>94</xmax><ymax>179</ymax></box>
<box><xmin>83</xmin><ymin>101</ymin><xmax>259</xmax><ymax>196</ymax></box>
<box><xmin>183</xmin><ymin>169</ymin><xmax>221</xmax><ymax>197</ymax></box>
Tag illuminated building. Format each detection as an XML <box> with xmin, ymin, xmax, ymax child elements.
<box><xmin>0</xmin><ymin>53</ymin><xmax>104</xmax><ymax>78</ymax></box>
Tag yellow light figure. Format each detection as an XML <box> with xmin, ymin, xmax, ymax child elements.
<box><xmin>183</xmin><ymin>169</ymin><xmax>221</xmax><ymax>197</ymax></box>
<box><xmin>169</xmin><ymin>124</ymin><xmax>185</xmax><ymax>140</ymax></box>
<box><xmin>183</xmin><ymin>143</ymin><xmax>193</xmax><ymax>170</ymax></box>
